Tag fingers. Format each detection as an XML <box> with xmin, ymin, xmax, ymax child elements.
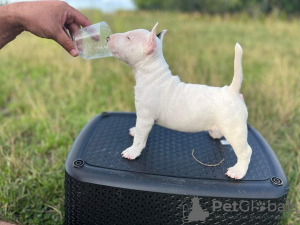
<box><xmin>65</xmin><ymin>23</ymin><xmax>82</xmax><ymax>55</ymax></box>
<box><xmin>62</xmin><ymin>2</ymin><xmax>91</xmax><ymax>27</ymax></box>
<box><xmin>63</xmin><ymin>26</ymin><xmax>71</xmax><ymax>39</ymax></box>
<box><xmin>68</xmin><ymin>8</ymin><xmax>92</xmax><ymax>28</ymax></box>
<box><xmin>55</xmin><ymin>29</ymin><xmax>78</xmax><ymax>57</ymax></box>
<box><xmin>53</xmin><ymin>2</ymin><xmax>91</xmax><ymax>56</ymax></box>
<box><xmin>74</xmin><ymin>11</ymin><xmax>92</xmax><ymax>27</ymax></box>
<box><xmin>66</xmin><ymin>23</ymin><xmax>80</xmax><ymax>40</ymax></box>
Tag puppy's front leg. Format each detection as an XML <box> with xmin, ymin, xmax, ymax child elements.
<box><xmin>121</xmin><ymin>117</ymin><xmax>154</xmax><ymax>160</ymax></box>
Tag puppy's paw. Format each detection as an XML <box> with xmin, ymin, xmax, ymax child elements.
<box><xmin>121</xmin><ymin>146</ymin><xmax>142</xmax><ymax>160</ymax></box>
<box><xmin>129</xmin><ymin>127</ymin><xmax>136</xmax><ymax>137</ymax></box>
<box><xmin>208</xmin><ymin>130</ymin><xmax>223</xmax><ymax>139</ymax></box>
<box><xmin>226</xmin><ymin>161</ymin><xmax>249</xmax><ymax>179</ymax></box>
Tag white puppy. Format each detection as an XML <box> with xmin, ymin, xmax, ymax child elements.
<box><xmin>107</xmin><ymin>23</ymin><xmax>252</xmax><ymax>179</ymax></box>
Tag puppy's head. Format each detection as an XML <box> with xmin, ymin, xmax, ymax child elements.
<box><xmin>107</xmin><ymin>23</ymin><xmax>167</xmax><ymax>67</ymax></box>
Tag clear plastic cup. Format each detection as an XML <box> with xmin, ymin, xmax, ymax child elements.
<box><xmin>73</xmin><ymin>22</ymin><xmax>113</xmax><ymax>59</ymax></box>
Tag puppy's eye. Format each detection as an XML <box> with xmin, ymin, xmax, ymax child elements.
<box><xmin>127</xmin><ymin>36</ymin><xmax>130</xmax><ymax>40</ymax></box>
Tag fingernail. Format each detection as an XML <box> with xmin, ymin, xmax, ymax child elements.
<box><xmin>70</xmin><ymin>49</ymin><xmax>78</xmax><ymax>57</ymax></box>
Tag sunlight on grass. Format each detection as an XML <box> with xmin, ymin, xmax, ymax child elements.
<box><xmin>0</xmin><ymin>10</ymin><xmax>299</xmax><ymax>224</ymax></box>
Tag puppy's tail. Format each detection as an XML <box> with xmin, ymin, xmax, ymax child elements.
<box><xmin>229</xmin><ymin>43</ymin><xmax>243</xmax><ymax>94</ymax></box>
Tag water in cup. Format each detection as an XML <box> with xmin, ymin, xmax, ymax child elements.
<box><xmin>73</xmin><ymin>21</ymin><xmax>113</xmax><ymax>60</ymax></box>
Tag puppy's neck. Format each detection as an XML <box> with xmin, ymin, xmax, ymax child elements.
<box><xmin>132</xmin><ymin>54</ymin><xmax>172</xmax><ymax>86</ymax></box>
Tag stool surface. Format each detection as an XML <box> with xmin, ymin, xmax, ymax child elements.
<box><xmin>83</xmin><ymin>113</ymin><xmax>270</xmax><ymax>181</ymax></box>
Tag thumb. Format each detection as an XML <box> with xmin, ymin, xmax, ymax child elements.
<box><xmin>55</xmin><ymin>29</ymin><xmax>78</xmax><ymax>57</ymax></box>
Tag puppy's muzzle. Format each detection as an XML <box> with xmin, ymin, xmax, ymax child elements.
<box><xmin>106</xmin><ymin>36</ymin><xmax>110</xmax><ymax>42</ymax></box>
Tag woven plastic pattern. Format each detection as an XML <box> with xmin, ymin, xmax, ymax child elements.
<box><xmin>65</xmin><ymin>172</ymin><xmax>286</xmax><ymax>225</ymax></box>
<box><xmin>84</xmin><ymin>113</ymin><xmax>270</xmax><ymax>180</ymax></box>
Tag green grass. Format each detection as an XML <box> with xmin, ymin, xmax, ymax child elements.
<box><xmin>0</xmin><ymin>10</ymin><xmax>299</xmax><ymax>224</ymax></box>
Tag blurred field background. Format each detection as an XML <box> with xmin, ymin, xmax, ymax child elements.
<box><xmin>0</xmin><ymin>0</ymin><xmax>300</xmax><ymax>224</ymax></box>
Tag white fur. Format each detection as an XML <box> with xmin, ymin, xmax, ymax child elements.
<box><xmin>107</xmin><ymin>23</ymin><xmax>252</xmax><ymax>179</ymax></box>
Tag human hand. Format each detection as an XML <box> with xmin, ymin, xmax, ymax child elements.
<box><xmin>11</xmin><ymin>1</ymin><xmax>92</xmax><ymax>56</ymax></box>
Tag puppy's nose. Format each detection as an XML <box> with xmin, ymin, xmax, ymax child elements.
<box><xmin>106</xmin><ymin>36</ymin><xmax>110</xmax><ymax>42</ymax></box>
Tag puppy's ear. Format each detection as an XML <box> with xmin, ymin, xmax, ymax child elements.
<box><xmin>156</xmin><ymin>29</ymin><xmax>167</xmax><ymax>42</ymax></box>
<box><xmin>146</xmin><ymin>22</ymin><xmax>158</xmax><ymax>55</ymax></box>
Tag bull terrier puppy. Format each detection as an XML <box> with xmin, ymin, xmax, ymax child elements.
<box><xmin>107</xmin><ymin>23</ymin><xmax>252</xmax><ymax>179</ymax></box>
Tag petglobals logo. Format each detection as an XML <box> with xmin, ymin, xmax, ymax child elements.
<box><xmin>180</xmin><ymin>197</ymin><xmax>298</xmax><ymax>224</ymax></box>
<box><xmin>212</xmin><ymin>199</ymin><xmax>298</xmax><ymax>213</ymax></box>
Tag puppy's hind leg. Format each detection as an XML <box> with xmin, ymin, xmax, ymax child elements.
<box><xmin>122</xmin><ymin>117</ymin><xmax>154</xmax><ymax>160</ymax></box>
<box><xmin>221</xmin><ymin>122</ymin><xmax>252</xmax><ymax>179</ymax></box>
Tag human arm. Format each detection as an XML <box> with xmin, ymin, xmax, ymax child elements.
<box><xmin>0</xmin><ymin>1</ymin><xmax>92</xmax><ymax>56</ymax></box>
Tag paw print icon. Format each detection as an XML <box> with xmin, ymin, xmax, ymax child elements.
<box><xmin>257</xmin><ymin>201</ymin><xmax>267</xmax><ymax>212</ymax></box>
